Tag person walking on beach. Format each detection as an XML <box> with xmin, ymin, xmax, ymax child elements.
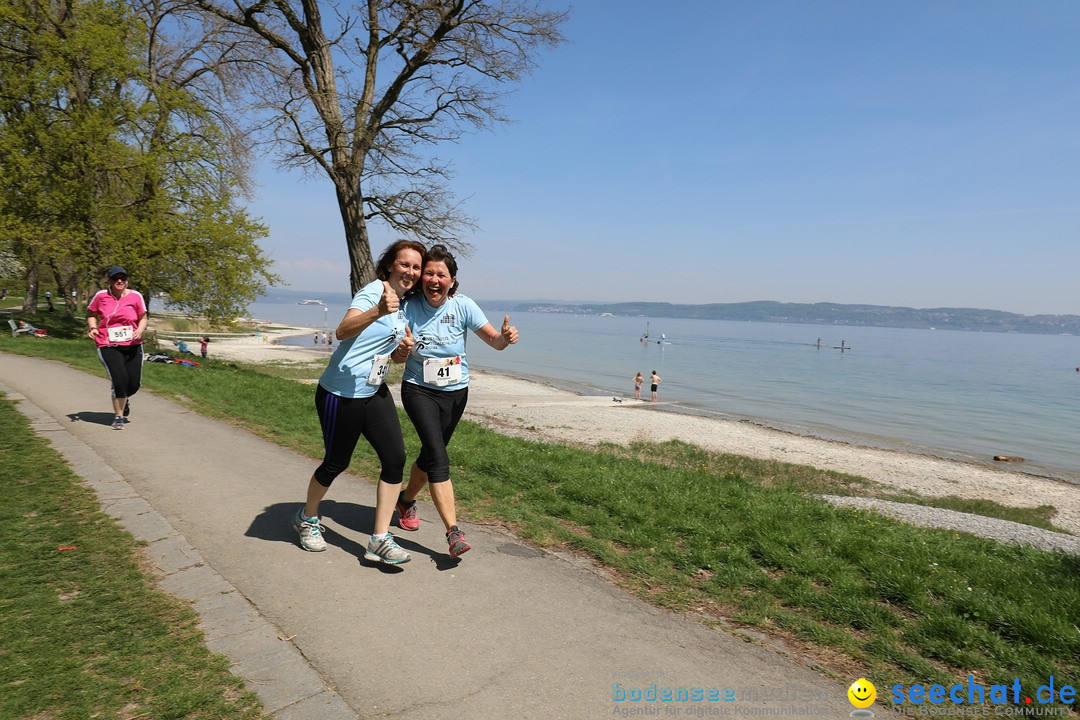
<box><xmin>86</xmin><ymin>266</ymin><xmax>148</xmax><ymax>430</ymax></box>
<box><xmin>650</xmin><ymin>370</ymin><xmax>661</xmax><ymax>402</ymax></box>
<box><xmin>633</xmin><ymin>371</ymin><xmax>644</xmax><ymax>401</ymax></box>
<box><xmin>393</xmin><ymin>244</ymin><xmax>519</xmax><ymax>558</ymax></box>
<box><xmin>291</xmin><ymin>240</ymin><xmax>424</xmax><ymax>565</ymax></box>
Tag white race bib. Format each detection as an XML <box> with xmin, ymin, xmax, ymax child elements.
<box><xmin>107</xmin><ymin>325</ymin><xmax>133</xmax><ymax>343</ymax></box>
<box><xmin>423</xmin><ymin>356</ymin><xmax>462</xmax><ymax>386</ymax></box>
<box><xmin>367</xmin><ymin>354</ymin><xmax>391</xmax><ymax>386</ymax></box>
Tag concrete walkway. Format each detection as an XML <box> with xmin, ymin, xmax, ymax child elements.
<box><xmin>0</xmin><ymin>353</ymin><xmax>855</xmax><ymax>718</ymax></box>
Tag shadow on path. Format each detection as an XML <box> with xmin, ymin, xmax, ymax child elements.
<box><xmin>246</xmin><ymin>500</ymin><xmax>461</xmax><ymax>571</ymax></box>
<box><xmin>67</xmin><ymin>411</ymin><xmax>117</xmax><ymax>427</ymax></box>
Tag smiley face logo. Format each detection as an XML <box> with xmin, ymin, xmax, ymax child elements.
<box><xmin>848</xmin><ymin>678</ymin><xmax>876</xmax><ymax>709</ymax></box>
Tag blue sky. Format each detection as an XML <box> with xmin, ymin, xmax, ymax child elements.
<box><xmin>247</xmin><ymin>1</ymin><xmax>1080</xmax><ymax>315</ymax></box>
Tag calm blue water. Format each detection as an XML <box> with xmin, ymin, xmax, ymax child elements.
<box><xmin>252</xmin><ymin>299</ymin><xmax>1080</xmax><ymax>484</ymax></box>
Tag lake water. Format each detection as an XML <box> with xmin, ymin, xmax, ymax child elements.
<box><xmin>251</xmin><ymin>298</ymin><xmax>1080</xmax><ymax>484</ymax></box>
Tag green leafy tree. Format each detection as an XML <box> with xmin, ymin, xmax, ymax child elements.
<box><xmin>0</xmin><ymin>0</ymin><xmax>140</xmax><ymax>314</ymax></box>
<box><xmin>0</xmin><ymin>0</ymin><xmax>277</xmax><ymax>321</ymax></box>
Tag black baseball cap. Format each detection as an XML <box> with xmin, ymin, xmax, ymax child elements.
<box><xmin>106</xmin><ymin>266</ymin><xmax>128</xmax><ymax>278</ymax></box>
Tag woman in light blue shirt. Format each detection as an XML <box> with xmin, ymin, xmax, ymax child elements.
<box><xmin>292</xmin><ymin>240</ymin><xmax>423</xmax><ymax>565</ymax></box>
<box><xmin>391</xmin><ymin>244</ymin><xmax>518</xmax><ymax>558</ymax></box>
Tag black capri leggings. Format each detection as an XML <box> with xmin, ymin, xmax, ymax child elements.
<box><xmin>400</xmin><ymin>381</ymin><xmax>468</xmax><ymax>484</ymax></box>
<box><xmin>96</xmin><ymin>345</ymin><xmax>144</xmax><ymax>400</ymax></box>
<box><xmin>313</xmin><ymin>383</ymin><xmax>406</xmax><ymax>488</ymax></box>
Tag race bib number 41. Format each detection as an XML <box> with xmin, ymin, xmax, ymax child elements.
<box><xmin>107</xmin><ymin>325</ymin><xmax>133</xmax><ymax>343</ymax></box>
<box><xmin>423</xmin><ymin>356</ymin><xmax>462</xmax><ymax>386</ymax></box>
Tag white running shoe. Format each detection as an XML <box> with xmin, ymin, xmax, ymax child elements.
<box><xmin>292</xmin><ymin>510</ymin><xmax>326</xmax><ymax>552</ymax></box>
<box><xmin>364</xmin><ymin>533</ymin><xmax>411</xmax><ymax>564</ymax></box>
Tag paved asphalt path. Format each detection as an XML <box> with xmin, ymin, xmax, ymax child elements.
<box><xmin>1</xmin><ymin>352</ymin><xmax>856</xmax><ymax>718</ymax></box>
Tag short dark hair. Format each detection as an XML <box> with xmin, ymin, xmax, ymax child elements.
<box><xmin>375</xmin><ymin>240</ymin><xmax>426</xmax><ymax>281</ymax></box>
<box><xmin>424</xmin><ymin>244</ymin><xmax>460</xmax><ymax>296</ymax></box>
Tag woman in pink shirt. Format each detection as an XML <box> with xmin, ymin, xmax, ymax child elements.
<box><xmin>86</xmin><ymin>266</ymin><xmax>148</xmax><ymax>430</ymax></box>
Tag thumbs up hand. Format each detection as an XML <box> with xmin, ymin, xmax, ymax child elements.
<box><xmin>501</xmin><ymin>315</ymin><xmax>518</xmax><ymax>346</ymax></box>
<box><xmin>399</xmin><ymin>326</ymin><xmax>415</xmax><ymax>354</ymax></box>
<box><xmin>392</xmin><ymin>326</ymin><xmax>414</xmax><ymax>362</ymax></box>
<box><xmin>378</xmin><ymin>281</ymin><xmax>399</xmax><ymax>315</ymax></box>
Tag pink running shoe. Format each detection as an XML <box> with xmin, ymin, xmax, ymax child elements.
<box><xmin>446</xmin><ymin>526</ymin><xmax>471</xmax><ymax>558</ymax></box>
<box><xmin>396</xmin><ymin>499</ymin><xmax>420</xmax><ymax>532</ymax></box>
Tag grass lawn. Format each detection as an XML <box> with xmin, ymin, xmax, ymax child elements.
<box><xmin>1</xmin><ymin>320</ymin><xmax>1077</xmax><ymax>712</ymax></box>
<box><xmin>0</xmin><ymin>389</ymin><xmax>267</xmax><ymax>719</ymax></box>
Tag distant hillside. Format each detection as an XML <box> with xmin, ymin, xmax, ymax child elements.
<box><xmin>513</xmin><ymin>300</ymin><xmax>1080</xmax><ymax>335</ymax></box>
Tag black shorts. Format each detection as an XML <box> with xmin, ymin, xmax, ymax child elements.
<box><xmin>313</xmin><ymin>383</ymin><xmax>406</xmax><ymax>487</ymax></box>
<box><xmin>96</xmin><ymin>344</ymin><xmax>144</xmax><ymax>399</ymax></box>
<box><xmin>400</xmin><ymin>382</ymin><xmax>469</xmax><ymax>483</ymax></box>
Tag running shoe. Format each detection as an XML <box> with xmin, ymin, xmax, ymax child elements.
<box><xmin>111</xmin><ymin>415</ymin><xmax>124</xmax><ymax>430</ymax></box>
<box><xmin>396</xmin><ymin>497</ymin><xmax>419</xmax><ymax>531</ymax></box>
<box><xmin>446</xmin><ymin>525</ymin><xmax>471</xmax><ymax>558</ymax></box>
<box><xmin>292</xmin><ymin>509</ymin><xmax>327</xmax><ymax>552</ymax></box>
<box><xmin>364</xmin><ymin>533</ymin><xmax>411</xmax><ymax>564</ymax></box>
<box><xmin>123</xmin><ymin>399</ymin><xmax>130</xmax><ymax>419</ymax></box>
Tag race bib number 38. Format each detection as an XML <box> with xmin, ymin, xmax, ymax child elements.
<box><xmin>423</xmin><ymin>356</ymin><xmax>462</xmax><ymax>386</ymax></box>
<box><xmin>107</xmin><ymin>325</ymin><xmax>134</xmax><ymax>343</ymax></box>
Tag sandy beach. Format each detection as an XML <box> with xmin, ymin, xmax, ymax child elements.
<box><xmin>207</xmin><ymin>325</ymin><xmax>1080</xmax><ymax>537</ymax></box>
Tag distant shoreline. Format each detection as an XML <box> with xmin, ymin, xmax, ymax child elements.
<box><xmin>511</xmin><ymin>301</ymin><xmax>1080</xmax><ymax>336</ymax></box>
<box><xmin>253</xmin><ymin>291</ymin><xmax>1080</xmax><ymax>335</ymax></box>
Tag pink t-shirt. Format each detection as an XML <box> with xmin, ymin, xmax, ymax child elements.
<box><xmin>88</xmin><ymin>289</ymin><xmax>147</xmax><ymax>347</ymax></box>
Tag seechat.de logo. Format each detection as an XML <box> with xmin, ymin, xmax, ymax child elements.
<box><xmin>890</xmin><ymin>676</ymin><xmax>1076</xmax><ymax>708</ymax></box>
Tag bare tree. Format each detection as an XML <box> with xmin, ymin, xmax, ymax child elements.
<box><xmin>135</xmin><ymin>0</ymin><xmax>259</xmax><ymax>196</ymax></box>
<box><xmin>188</xmin><ymin>0</ymin><xmax>566</xmax><ymax>292</ymax></box>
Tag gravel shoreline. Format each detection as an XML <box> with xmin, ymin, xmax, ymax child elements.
<box><xmin>819</xmin><ymin>496</ymin><xmax>1080</xmax><ymax>555</ymax></box>
<box><xmin>459</xmin><ymin>373</ymin><xmax>1080</xmax><ymax>550</ymax></box>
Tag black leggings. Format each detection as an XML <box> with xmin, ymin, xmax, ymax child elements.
<box><xmin>97</xmin><ymin>345</ymin><xmax>144</xmax><ymax>400</ymax></box>
<box><xmin>401</xmin><ymin>382</ymin><xmax>468</xmax><ymax>484</ymax></box>
<box><xmin>313</xmin><ymin>383</ymin><xmax>406</xmax><ymax>488</ymax></box>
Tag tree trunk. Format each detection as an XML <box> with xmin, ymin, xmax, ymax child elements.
<box><xmin>335</xmin><ymin>179</ymin><xmax>375</xmax><ymax>295</ymax></box>
<box><xmin>22</xmin><ymin>265</ymin><xmax>38</xmax><ymax>315</ymax></box>
<box><xmin>51</xmin><ymin>266</ymin><xmax>78</xmax><ymax>319</ymax></box>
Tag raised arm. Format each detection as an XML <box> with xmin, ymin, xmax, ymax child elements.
<box><xmin>336</xmin><ymin>282</ymin><xmax>398</xmax><ymax>341</ymax></box>
<box><xmin>474</xmin><ymin>315</ymin><xmax>519</xmax><ymax>351</ymax></box>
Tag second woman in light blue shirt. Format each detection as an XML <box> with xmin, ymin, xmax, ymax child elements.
<box><xmin>391</xmin><ymin>244</ymin><xmax>519</xmax><ymax>558</ymax></box>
